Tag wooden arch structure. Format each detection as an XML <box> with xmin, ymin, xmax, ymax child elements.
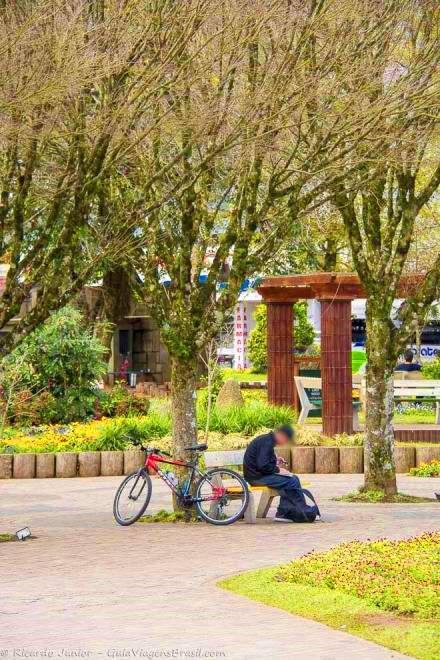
<box><xmin>257</xmin><ymin>272</ymin><xmax>421</xmax><ymax>436</ymax></box>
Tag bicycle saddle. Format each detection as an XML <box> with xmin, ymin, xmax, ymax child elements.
<box><xmin>185</xmin><ymin>443</ymin><xmax>208</xmax><ymax>451</ymax></box>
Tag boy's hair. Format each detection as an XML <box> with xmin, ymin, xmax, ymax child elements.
<box><xmin>404</xmin><ymin>349</ymin><xmax>414</xmax><ymax>362</ymax></box>
<box><xmin>277</xmin><ymin>424</ymin><xmax>294</xmax><ymax>441</ymax></box>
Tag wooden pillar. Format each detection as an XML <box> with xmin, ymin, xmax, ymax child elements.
<box><xmin>320</xmin><ymin>299</ymin><xmax>353</xmax><ymax>435</ymax></box>
<box><xmin>267</xmin><ymin>302</ymin><xmax>295</xmax><ymax>407</ymax></box>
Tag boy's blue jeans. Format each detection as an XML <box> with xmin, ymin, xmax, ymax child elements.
<box><xmin>250</xmin><ymin>473</ymin><xmax>305</xmax><ymax>517</ymax></box>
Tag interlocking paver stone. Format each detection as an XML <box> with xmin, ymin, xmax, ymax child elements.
<box><xmin>1</xmin><ymin>473</ymin><xmax>439</xmax><ymax>660</ymax></box>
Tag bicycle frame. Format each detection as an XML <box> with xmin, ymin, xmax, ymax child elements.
<box><xmin>144</xmin><ymin>452</ymin><xmax>225</xmax><ymax>501</ymax></box>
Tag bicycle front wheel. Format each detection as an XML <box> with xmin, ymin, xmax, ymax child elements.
<box><xmin>195</xmin><ymin>468</ymin><xmax>249</xmax><ymax>525</ymax></box>
<box><xmin>113</xmin><ymin>470</ymin><xmax>152</xmax><ymax>526</ymax></box>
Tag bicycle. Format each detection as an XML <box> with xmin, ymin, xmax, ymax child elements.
<box><xmin>113</xmin><ymin>442</ymin><xmax>249</xmax><ymax>526</ymax></box>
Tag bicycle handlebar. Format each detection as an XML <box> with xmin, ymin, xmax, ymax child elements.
<box><xmin>125</xmin><ymin>436</ymin><xmax>171</xmax><ymax>457</ymax></box>
<box><xmin>150</xmin><ymin>447</ymin><xmax>171</xmax><ymax>457</ymax></box>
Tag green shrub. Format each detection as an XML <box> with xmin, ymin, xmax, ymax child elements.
<box><xmin>247</xmin><ymin>303</ymin><xmax>315</xmax><ymax>371</ymax></box>
<box><xmin>94</xmin><ymin>413</ymin><xmax>172</xmax><ymax>451</ymax></box>
<box><xmin>97</xmin><ymin>382</ymin><xmax>150</xmax><ymax>417</ymax></box>
<box><xmin>138</xmin><ymin>412</ymin><xmax>172</xmax><ymax>439</ymax></box>
<box><xmin>1</xmin><ymin>307</ymin><xmax>106</xmax><ymax>424</ymax></box>
<box><xmin>94</xmin><ymin>422</ymin><xmax>132</xmax><ymax>451</ymax></box>
<box><xmin>199</xmin><ymin>361</ymin><xmax>225</xmax><ymax>410</ymax></box>
<box><xmin>296</xmin><ymin>427</ymin><xmax>364</xmax><ymax>447</ymax></box>
<box><xmin>409</xmin><ymin>460</ymin><xmax>440</xmax><ymax>477</ymax></box>
<box><xmin>199</xmin><ymin>399</ymin><xmax>296</xmax><ymax>436</ymax></box>
<box><xmin>422</xmin><ymin>357</ymin><xmax>440</xmax><ymax>379</ymax></box>
<box><xmin>7</xmin><ymin>390</ymin><xmax>58</xmax><ymax>426</ymax></box>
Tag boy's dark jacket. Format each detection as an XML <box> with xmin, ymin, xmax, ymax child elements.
<box><xmin>243</xmin><ymin>431</ymin><xmax>279</xmax><ymax>482</ymax></box>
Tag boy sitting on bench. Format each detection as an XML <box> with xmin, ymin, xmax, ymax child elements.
<box><xmin>243</xmin><ymin>425</ymin><xmax>304</xmax><ymax>523</ymax></box>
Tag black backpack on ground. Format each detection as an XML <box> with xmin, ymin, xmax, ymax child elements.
<box><xmin>283</xmin><ymin>487</ymin><xmax>321</xmax><ymax>523</ymax></box>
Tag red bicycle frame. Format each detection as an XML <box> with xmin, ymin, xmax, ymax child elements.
<box><xmin>144</xmin><ymin>451</ymin><xmax>226</xmax><ymax>501</ymax></box>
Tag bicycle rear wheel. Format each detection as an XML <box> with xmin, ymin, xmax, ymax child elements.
<box><xmin>195</xmin><ymin>468</ymin><xmax>249</xmax><ymax>525</ymax></box>
<box><xmin>113</xmin><ymin>470</ymin><xmax>152</xmax><ymax>526</ymax></box>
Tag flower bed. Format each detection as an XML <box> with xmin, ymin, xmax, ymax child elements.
<box><xmin>410</xmin><ymin>460</ymin><xmax>440</xmax><ymax>477</ymax></box>
<box><xmin>0</xmin><ymin>400</ymin><xmax>295</xmax><ymax>454</ymax></box>
<box><xmin>0</xmin><ymin>418</ymin><xmax>117</xmax><ymax>454</ymax></box>
<box><xmin>277</xmin><ymin>533</ymin><xmax>440</xmax><ymax>618</ymax></box>
<box><xmin>220</xmin><ymin>533</ymin><xmax>440</xmax><ymax>659</ymax></box>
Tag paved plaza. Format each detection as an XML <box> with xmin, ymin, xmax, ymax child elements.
<box><xmin>1</xmin><ymin>474</ymin><xmax>439</xmax><ymax>660</ymax></box>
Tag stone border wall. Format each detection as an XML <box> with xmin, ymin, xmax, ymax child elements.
<box><xmin>1</xmin><ymin>445</ymin><xmax>440</xmax><ymax>478</ymax></box>
<box><xmin>0</xmin><ymin>450</ymin><xmax>145</xmax><ymax>479</ymax></box>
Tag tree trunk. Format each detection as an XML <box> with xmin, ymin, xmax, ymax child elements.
<box><xmin>364</xmin><ymin>300</ymin><xmax>397</xmax><ymax>495</ymax></box>
<box><xmin>96</xmin><ymin>266</ymin><xmax>132</xmax><ymax>362</ymax></box>
<box><xmin>171</xmin><ymin>356</ymin><xmax>198</xmax><ymax>513</ymax></box>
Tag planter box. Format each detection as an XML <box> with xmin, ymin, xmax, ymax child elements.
<box><xmin>36</xmin><ymin>453</ymin><xmax>55</xmax><ymax>478</ymax></box>
<box><xmin>78</xmin><ymin>452</ymin><xmax>101</xmax><ymax>477</ymax></box>
<box><xmin>0</xmin><ymin>454</ymin><xmax>13</xmax><ymax>479</ymax></box>
<box><xmin>339</xmin><ymin>447</ymin><xmax>363</xmax><ymax>473</ymax></box>
<box><xmin>415</xmin><ymin>446</ymin><xmax>440</xmax><ymax>467</ymax></box>
<box><xmin>291</xmin><ymin>446</ymin><xmax>315</xmax><ymax>473</ymax></box>
<box><xmin>56</xmin><ymin>452</ymin><xmax>78</xmax><ymax>478</ymax></box>
<box><xmin>315</xmin><ymin>447</ymin><xmax>339</xmax><ymax>473</ymax></box>
<box><xmin>123</xmin><ymin>450</ymin><xmax>145</xmax><ymax>475</ymax></box>
<box><xmin>100</xmin><ymin>451</ymin><xmax>123</xmax><ymax>476</ymax></box>
<box><xmin>395</xmin><ymin>446</ymin><xmax>416</xmax><ymax>473</ymax></box>
<box><xmin>13</xmin><ymin>453</ymin><xmax>36</xmax><ymax>479</ymax></box>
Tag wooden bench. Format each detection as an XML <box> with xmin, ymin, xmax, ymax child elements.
<box><xmin>204</xmin><ymin>449</ymin><xmax>289</xmax><ymax>524</ymax></box>
<box><xmin>393</xmin><ymin>379</ymin><xmax>440</xmax><ymax>423</ymax></box>
<box><xmin>294</xmin><ymin>376</ymin><xmax>362</xmax><ymax>427</ymax></box>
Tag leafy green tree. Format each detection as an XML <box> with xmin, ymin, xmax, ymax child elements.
<box><xmin>247</xmin><ymin>304</ymin><xmax>315</xmax><ymax>372</ymax></box>
<box><xmin>1</xmin><ymin>307</ymin><xmax>106</xmax><ymax>422</ymax></box>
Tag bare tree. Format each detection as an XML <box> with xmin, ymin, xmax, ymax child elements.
<box><xmin>0</xmin><ymin>0</ymin><xmax>216</xmax><ymax>351</ymax></box>
<box><xmin>326</xmin><ymin>1</ymin><xmax>440</xmax><ymax>493</ymax></box>
<box><xmin>115</xmin><ymin>0</ymin><xmax>414</xmax><ymax>491</ymax></box>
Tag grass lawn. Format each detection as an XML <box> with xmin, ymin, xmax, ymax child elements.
<box><xmin>220</xmin><ymin>534</ymin><xmax>440</xmax><ymax>660</ymax></box>
<box><xmin>392</xmin><ymin>411</ymin><xmax>436</xmax><ymax>424</ymax></box>
<box><xmin>305</xmin><ymin>411</ymin><xmax>436</xmax><ymax>425</ymax></box>
<box><xmin>352</xmin><ymin>349</ymin><xmax>367</xmax><ymax>373</ymax></box>
<box><xmin>221</xmin><ymin>368</ymin><xmax>267</xmax><ymax>382</ymax></box>
<box><xmin>222</xmin><ymin>351</ymin><xmax>366</xmax><ymax>381</ymax></box>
